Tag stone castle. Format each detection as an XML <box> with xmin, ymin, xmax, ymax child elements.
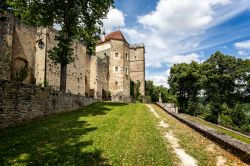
<box><xmin>0</xmin><ymin>14</ymin><xmax>145</xmax><ymax>102</ymax></box>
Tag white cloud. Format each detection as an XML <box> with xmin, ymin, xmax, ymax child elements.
<box><xmin>146</xmin><ymin>69</ymin><xmax>171</xmax><ymax>88</ymax></box>
<box><xmin>238</xmin><ymin>50</ymin><xmax>247</xmax><ymax>56</ymax></box>
<box><xmin>121</xmin><ymin>0</ymin><xmax>250</xmax><ymax>86</ymax></box>
<box><xmin>123</xmin><ymin>0</ymin><xmax>250</xmax><ymax>68</ymax></box>
<box><xmin>235</xmin><ymin>40</ymin><xmax>250</xmax><ymax>49</ymax></box>
<box><xmin>150</xmin><ymin>75</ymin><xmax>169</xmax><ymax>88</ymax></box>
<box><xmin>164</xmin><ymin>53</ymin><xmax>201</xmax><ymax>64</ymax></box>
<box><xmin>102</xmin><ymin>8</ymin><xmax>125</xmax><ymax>33</ymax></box>
<box><xmin>138</xmin><ymin>0</ymin><xmax>234</xmax><ymax>36</ymax></box>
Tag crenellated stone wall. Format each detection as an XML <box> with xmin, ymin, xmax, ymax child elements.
<box><xmin>0</xmin><ymin>79</ymin><xmax>96</xmax><ymax>128</ymax></box>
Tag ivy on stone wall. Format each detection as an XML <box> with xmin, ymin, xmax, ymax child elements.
<box><xmin>0</xmin><ymin>46</ymin><xmax>12</xmax><ymax>79</ymax></box>
<box><xmin>15</xmin><ymin>66</ymin><xmax>28</xmax><ymax>82</ymax></box>
<box><xmin>130</xmin><ymin>80</ymin><xmax>141</xmax><ymax>102</ymax></box>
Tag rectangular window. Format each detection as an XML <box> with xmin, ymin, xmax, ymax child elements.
<box><xmin>115</xmin><ymin>53</ymin><xmax>119</xmax><ymax>58</ymax></box>
<box><xmin>115</xmin><ymin>66</ymin><xmax>119</xmax><ymax>72</ymax></box>
<box><xmin>125</xmin><ymin>67</ymin><xmax>128</xmax><ymax>75</ymax></box>
<box><xmin>125</xmin><ymin>53</ymin><xmax>128</xmax><ymax>60</ymax></box>
<box><xmin>115</xmin><ymin>81</ymin><xmax>118</xmax><ymax>90</ymax></box>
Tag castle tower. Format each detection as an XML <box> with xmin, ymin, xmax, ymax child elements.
<box><xmin>96</xmin><ymin>31</ymin><xmax>131</xmax><ymax>102</ymax></box>
<box><xmin>129</xmin><ymin>44</ymin><xmax>145</xmax><ymax>96</ymax></box>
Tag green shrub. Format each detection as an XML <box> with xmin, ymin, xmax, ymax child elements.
<box><xmin>15</xmin><ymin>66</ymin><xmax>28</xmax><ymax>82</ymax></box>
<box><xmin>231</xmin><ymin>103</ymin><xmax>249</xmax><ymax>126</ymax></box>
<box><xmin>187</xmin><ymin>101</ymin><xmax>204</xmax><ymax>116</ymax></box>
<box><xmin>221</xmin><ymin>103</ymin><xmax>233</xmax><ymax>115</ymax></box>
<box><xmin>203</xmin><ymin>104</ymin><xmax>218</xmax><ymax>124</ymax></box>
<box><xmin>220</xmin><ymin>114</ymin><xmax>234</xmax><ymax>127</ymax></box>
<box><xmin>240</xmin><ymin>124</ymin><xmax>250</xmax><ymax>133</ymax></box>
<box><xmin>145</xmin><ymin>95</ymin><xmax>152</xmax><ymax>103</ymax></box>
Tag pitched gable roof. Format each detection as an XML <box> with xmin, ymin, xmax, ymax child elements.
<box><xmin>98</xmin><ymin>30</ymin><xmax>128</xmax><ymax>44</ymax></box>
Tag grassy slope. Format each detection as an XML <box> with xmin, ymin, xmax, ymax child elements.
<box><xmin>0</xmin><ymin>102</ymin><xmax>174</xmax><ymax>166</ymax></box>
<box><xmin>151</xmin><ymin>104</ymin><xmax>245</xmax><ymax>166</ymax></box>
<box><xmin>183</xmin><ymin>114</ymin><xmax>250</xmax><ymax>144</ymax></box>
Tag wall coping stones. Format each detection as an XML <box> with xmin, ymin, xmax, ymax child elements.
<box><xmin>156</xmin><ymin>102</ymin><xmax>250</xmax><ymax>164</ymax></box>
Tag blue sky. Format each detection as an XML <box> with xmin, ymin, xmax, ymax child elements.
<box><xmin>102</xmin><ymin>0</ymin><xmax>250</xmax><ymax>87</ymax></box>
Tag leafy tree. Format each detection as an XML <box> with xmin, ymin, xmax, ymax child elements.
<box><xmin>7</xmin><ymin>0</ymin><xmax>113</xmax><ymax>91</ymax></box>
<box><xmin>234</xmin><ymin>58</ymin><xmax>250</xmax><ymax>103</ymax></box>
<box><xmin>145</xmin><ymin>80</ymin><xmax>154</xmax><ymax>97</ymax></box>
<box><xmin>168</xmin><ymin>61</ymin><xmax>202</xmax><ymax>112</ymax></box>
<box><xmin>166</xmin><ymin>51</ymin><xmax>250</xmax><ymax>131</ymax></box>
<box><xmin>202</xmin><ymin>51</ymin><xmax>237</xmax><ymax>124</ymax></box>
<box><xmin>231</xmin><ymin>104</ymin><xmax>250</xmax><ymax>127</ymax></box>
<box><xmin>145</xmin><ymin>80</ymin><xmax>176</xmax><ymax>103</ymax></box>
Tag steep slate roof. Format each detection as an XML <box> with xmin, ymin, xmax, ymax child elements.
<box><xmin>98</xmin><ymin>30</ymin><xmax>129</xmax><ymax>44</ymax></box>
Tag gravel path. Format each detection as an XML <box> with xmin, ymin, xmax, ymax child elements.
<box><xmin>146</xmin><ymin>104</ymin><xmax>198</xmax><ymax>166</ymax></box>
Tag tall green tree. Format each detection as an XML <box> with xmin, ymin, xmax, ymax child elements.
<box><xmin>234</xmin><ymin>58</ymin><xmax>250</xmax><ymax>102</ymax></box>
<box><xmin>202</xmin><ymin>51</ymin><xmax>237</xmax><ymax>124</ymax></box>
<box><xmin>168</xmin><ymin>62</ymin><xmax>202</xmax><ymax>112</ymax></box>
<box><xmin>7</xmin><ymin>0</ymin><xmax>113</xmax><ymax>91</ymax></box>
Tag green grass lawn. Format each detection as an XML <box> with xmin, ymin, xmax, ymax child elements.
<box><xmin>0</xmin><ymin>102</ymin><xmax>175</xmax><ymax>166</ymax></box>
<box><xmin>182</xmin><ymin>114</ymin><xmax>250</xmax><ymax>144</ymax></box>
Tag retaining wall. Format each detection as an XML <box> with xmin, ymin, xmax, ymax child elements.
<box><xmin>0</xmin><ymin>79</ymin><xmax>97</xmax><ymax>128</ymax></box>
<box><xmin>156</xmin><ymin>102</ymin><xmax>250</xmax><ymax>164</ymax></box>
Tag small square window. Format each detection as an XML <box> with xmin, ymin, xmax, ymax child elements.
<box><xmin>115</xmin><ymin>81</ymin><xmax>118</xmax><ymax>90</ymax></box>
<box><xmin>115</xmin><ymin>53</ymin><xmax>119</xmax><ymax>57</ymax></box>
<box><xmin>115</xmin><ymin>66</ymin><xmax>118</xmax><ymax>72</ymax></box>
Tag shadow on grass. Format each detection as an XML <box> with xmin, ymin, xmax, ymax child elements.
<box><xmin>0</xmin><ymin>102</ymin><xmax>126</xmax><ymax>165</ymax></box>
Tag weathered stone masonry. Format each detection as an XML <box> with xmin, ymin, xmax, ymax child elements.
<box><xmin>0</xmin><ymin>79</ymin><xmax>96</xmax><ymax>128</ymax></box>
<box><xmin>1</xmin><ymin>14</ymin><xmax>146</xmax><ymax>105</ymax></box>
<box><xmin>0</xmin><ymin>14</ymin><xmax>14</xmax><ymax>80</ymax></box>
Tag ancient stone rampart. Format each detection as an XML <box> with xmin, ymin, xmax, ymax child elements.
<box><xmin>0</xmin><ymin>79</ymin><xmax>97</xmax><ymax>128</ymax></box>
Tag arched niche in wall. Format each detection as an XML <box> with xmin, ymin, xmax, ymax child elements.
<box><xmin>12</xmin><ymin>57</ymin><xmax>29</xmax><ymax>83</ymax></box>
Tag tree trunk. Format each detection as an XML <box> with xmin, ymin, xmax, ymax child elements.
<box><xmin>60</xmin><ymin>63</ymin><xmax>67</xmax><ymax>92</ymax></box>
